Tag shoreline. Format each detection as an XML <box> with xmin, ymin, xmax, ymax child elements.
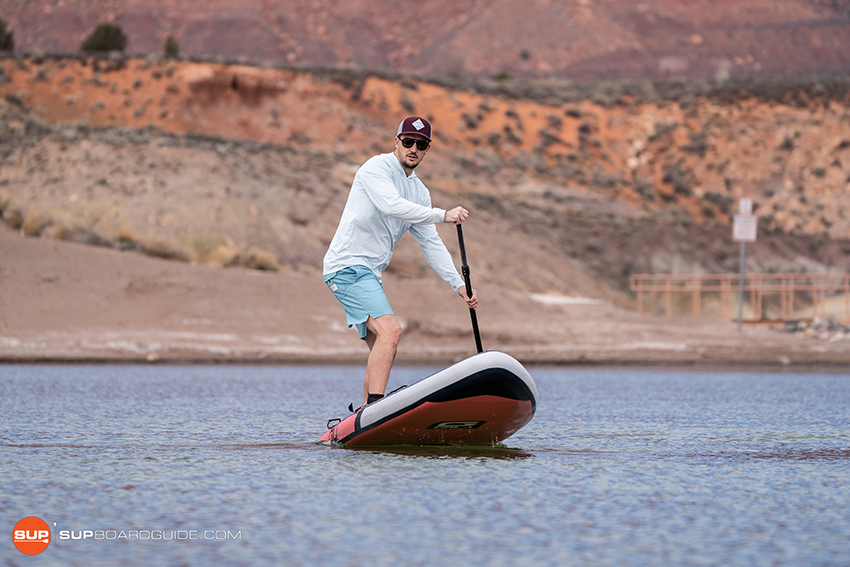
<box><xmin>4</xmin><ymin>357</ymin><xmax>850</xmax><ymax>377</ymax></box>
<box><xmin>2</xmin><ymin>350</ymin><xmax>848</xmax><ymax>371</ymax></box>
<box><xmin>3</xmin><ymin>230</ymin><xmax>849</xmax><ymax>370</ymax></box>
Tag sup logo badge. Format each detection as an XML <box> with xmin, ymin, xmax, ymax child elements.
<box><xmin>13</xmin><ymin>516</ymin><xmax>51</xmax><ymax>555</ymax></box>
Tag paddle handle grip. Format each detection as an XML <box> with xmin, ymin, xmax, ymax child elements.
<box><xmin>457</xmin><ymin>225</ymin><xmax>483</xmax><ymax>353</ymax></box>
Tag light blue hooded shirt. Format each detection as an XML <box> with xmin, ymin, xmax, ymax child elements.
<box><xmin>323</xmin><ymin>152</ymin><xmax>464</xmax><ymax>292</ymax></box>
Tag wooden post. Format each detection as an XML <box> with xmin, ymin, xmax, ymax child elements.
<box><xmin>788</xmin><ymin>276</ymin><xmax>794</xmax><ymax>319</ymax></box>
<box><xmin>637</xmin><ymin>277</ymin><xmax>644</xmax><ymax>315</ymax></box>
<box><xmin>844</xmin><ymin>276</ymin><xmax>849</xmax><ymax>323</ymax></box>
<box><xmin>750</xmin><ymin>288</ymin><xmax>756</xmax><ymax>322</ymax></box>
<box><xmin>812</xmin><ymin>277</ymin><xmax>819</xmax><ymax>319</ymax></box>
<box><xmin>692</xmin><ymin>277</ymin><xmax>701</xmax><ymax>317</ymax></box>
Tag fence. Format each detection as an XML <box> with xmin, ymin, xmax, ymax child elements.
<box><xmin>630</xmin><ymin>273</ymin><xmax>850</xmax><ymax>322</ymax></box>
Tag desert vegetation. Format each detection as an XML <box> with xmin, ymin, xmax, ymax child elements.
<box><xmin>1</xmin><ymin>191</ymin><xmax>281</xmax><ymax>272</ymax></box>
<box><xmin>80</xmin><ymin>24</ymin><xmax>127</xmax><ymax>53</ymax></box>
<box><xmin>164</xmin><ymin>35</ymin><xmax>179</xmax><ymax>58</ymax></box>
<box><xmin>0</xmin><ymin>19</ymin><xmax>13</xmax><ymax>52</ymax></box>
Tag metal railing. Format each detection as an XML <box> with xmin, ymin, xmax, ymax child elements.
<box><xmin>630</xmin><ymin>273</ymin><xmax>850</xmax><ymax>321</ymax></box>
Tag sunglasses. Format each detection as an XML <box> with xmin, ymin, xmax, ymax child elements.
<box><xmin>399</xmin><ymin>137</ymin><xmax>430</xmax><ymax>151</ymax></box>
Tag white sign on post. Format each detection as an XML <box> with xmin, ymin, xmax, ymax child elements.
<box><xmin>733</xmin><ymin>198</ymin><xmax>756</xmax><ymax>330</ymax></box>
<box><xmin>733</xmin><ymin>215</ymin><xmax>757</xmax><ymax>242</ymax></box>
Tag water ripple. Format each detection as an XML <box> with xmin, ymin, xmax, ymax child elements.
<box><xmin>1</xmin><ymin>364</ymin><xmax>849</xmax><ymax>566</ymax></box>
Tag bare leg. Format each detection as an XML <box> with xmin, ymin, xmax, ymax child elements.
<box><xmin>362</xmin><ymin>329</ymin><xmax>376</xmax><ymax>403</ymax></box>
<box><xmin>361</xmin><ymin>314</ymin><xmax>402</xmax><ymax>404</ymax></box>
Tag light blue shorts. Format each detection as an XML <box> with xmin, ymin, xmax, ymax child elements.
<box><xmin>324</xmin><ymin>266</ymin><xmax>394</xmax><ymax>340</ymax></box>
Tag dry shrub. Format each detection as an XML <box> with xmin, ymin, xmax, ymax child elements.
<box><xmin>244</xmin><ymin>247</ymin><xmax>280</xmax><ymax>272</ymax></box>
<box><xmin>141</xmin><ymin>240</ymin><xmax>189</xmax><ymax>262</ymax></box>
<box><xmin>44</xmin><ymin>224</ymin><xmax>71</xmax><ymax>241</ymax></box>
<box><xmin>116</xmin><ymin>227</ymin><xmax>143</xmax><ymax>245</ymax></box>
<box><xmin>205</xmin><ymin>245</ymin><xmax>241</xmax><ymax>268</ymax></box>
<box><xmin>3</xmin><ymin>208</ymin><xmax>23</xmax><ymax>229</ymax></box>
<box><xmin>21</xmin><ymin>212</ymin><xmax>48</xmax><ymax>236</ymax></box>
<box><xmin>190</xmin><ymin>235</ymin><xmax>224</xmax><ymax>263</ymax></box>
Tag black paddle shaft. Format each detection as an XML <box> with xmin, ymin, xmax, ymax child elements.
<box><xmin>456</xmin><ymin>224</ymin><xmax>483</xmax><ymax>353</ymax></box>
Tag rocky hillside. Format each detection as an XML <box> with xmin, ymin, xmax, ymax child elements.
<box><xmin>1</xmin><ymin>0</ymin><xmax>850</xmax><ymax>82</ymax></box>
<box><xmin>1</xmin><ymin>54</ymin><xmax>849</xmax><ymax>309</ymax></box>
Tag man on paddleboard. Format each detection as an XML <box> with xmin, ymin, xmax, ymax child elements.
<box><xmin>323</xmin><ymin>116</ymin><xmax>478</xmax><ymax>408</ymax></box>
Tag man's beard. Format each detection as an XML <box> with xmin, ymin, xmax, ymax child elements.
<box><xmin>404</xmin><ymin>155</ymin><xmax>421</xmax><ymax>169</ymax></box>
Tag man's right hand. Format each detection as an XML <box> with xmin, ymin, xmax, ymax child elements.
<box><xmin>444</xmin><ymin>206</ymin><xmax>469</xmax><ymax>224</ymax></box>
<box><xmin>458</xmin><ymin>286</ymin><xmax>478</xmax><ymax>310</ymax></box>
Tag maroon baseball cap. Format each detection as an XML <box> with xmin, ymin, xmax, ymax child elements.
<box><xmin>397</xmin><ymin>116</ymin><xmax>432</xmax><ymax>141</ymax></box>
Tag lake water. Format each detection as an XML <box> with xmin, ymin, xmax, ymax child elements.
<box><xmin>1</xmin><ymin>363</ymin><xmax>849</xmax><ymax>566</ymax></box>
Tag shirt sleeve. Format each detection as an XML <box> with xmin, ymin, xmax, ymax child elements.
<box><xmin>409</xmin><ymin>223</ymin><xmax>465</xmax><ymax>292</ymax></box>
<box><xmin>358</xmin><ymin>158</ymin><xmax>445</xmax><ymax>224</ymax></box>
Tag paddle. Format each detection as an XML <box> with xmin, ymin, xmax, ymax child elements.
<box><xmin>456</xmin><ymin>224</ymin><xmax>483</xmax><ymax>353</ymax></box>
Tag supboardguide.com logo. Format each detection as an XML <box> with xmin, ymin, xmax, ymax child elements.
<box><xmin>12</xmin><ymin>515</ymin><xmax>242</xmax><ymax>554</ymax></box>
<box><xmin>12</xmin><ymin>515</ymin><xmax>242</xmax><ymax>555</ymax></box>
<box><xmin>13</xmin><ymin>516</ymin><xmax>51</xmax><ymax>555</ymax></box>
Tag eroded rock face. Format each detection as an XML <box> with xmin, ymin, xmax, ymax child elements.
<box><xmin>0</xmin><ymin>55</ymin><xmax>849</xmax><ymax>304</ymax></box>
<box><xmin>3</xmin><ymin>0</ymin><xmax>850</xmax><ymax>82</ymax></box>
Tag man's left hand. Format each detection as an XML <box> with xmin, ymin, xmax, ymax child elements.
<box><xmin>458</xmin><ymin>287</ymin><xmax>478</xmax><ymax>310</ymax></box>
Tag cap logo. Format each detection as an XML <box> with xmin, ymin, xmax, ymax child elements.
<box><xmin>412</xmin><ymin>119</ymin><xmax>425</xmax><ymax>131</ymax></box>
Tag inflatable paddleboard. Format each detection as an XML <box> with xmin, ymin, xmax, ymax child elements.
<box><xmin>319</xmin><ymin>350</ymin><xmax>538</xmax><ymax>446</ymax></box>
